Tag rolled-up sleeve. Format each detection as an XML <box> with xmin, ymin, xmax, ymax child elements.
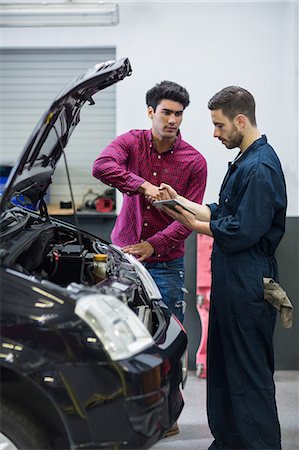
<box><xmin>207</xmin><ymin>202</ymin><xmax>219</xmax><ymax>220</ymax></box>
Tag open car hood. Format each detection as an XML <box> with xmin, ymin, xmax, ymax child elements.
<box><xmin>0</xmin><ymin>58</ymin><xmax>132</xmax><ymax>213</ymax></box>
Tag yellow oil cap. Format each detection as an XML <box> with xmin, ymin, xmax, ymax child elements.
<box><xmin>93</xmin><ymin>254</ymin><xmax>108</xmax><ymax>261</ymax></box>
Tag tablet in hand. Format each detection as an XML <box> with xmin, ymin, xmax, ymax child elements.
<box><xmin>153</xmin><ymin>199</ymin><xmax>196</xmax><ymax>215</ymax></box>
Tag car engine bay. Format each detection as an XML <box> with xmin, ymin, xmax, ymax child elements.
<box><xmin>0</xmin><ymin>207</ymin><xmax>162</xmax><ymax>336</ymax></box>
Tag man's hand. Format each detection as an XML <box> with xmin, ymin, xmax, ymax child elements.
<box><xmin>158</xmin><ymin>183</ymin><xmax>212</xmax><ymax>222</ymax></box>
<box><xmin>138</xmin><ymin>181</ymin><xmax>160</xmax><ymax>200</ymax></box>
<box><xmin>122</xmin><ymin>241</ymin><xmax>154</xmax><ymax>262</ymax></box>
<box><xmin>156</xmin><ymin>183</ymin><xmax>178</xmax><ymax>200</ymax></box>
<box><xmin>162</xmin><ymin>205</ymin><xmax>198</xmax><ymax>230</ymax></box>
<box><xmin>163</xmin><ymin>205</ymin><xmax>213</xmax><ymax>236</ymax></box>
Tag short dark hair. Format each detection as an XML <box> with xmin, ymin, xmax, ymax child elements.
<box><xmin>146</xmin><ymin>80</ymin><xmax>190</xmax><ymax>111</ymax></box>
<box><xmin>208</xmin><ymin>86</ymin><xmax>257</xmax><ymax>126</ymax></box>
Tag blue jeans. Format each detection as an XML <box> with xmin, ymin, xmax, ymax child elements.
<box><xmin>143</xmin><ymin>257</ymin><xmax>187</xmax><ymax>323</ymax></box>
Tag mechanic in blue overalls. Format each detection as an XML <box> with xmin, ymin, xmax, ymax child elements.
<box><xmin>155</xmin><ymin>86</ymin><xmax>287</xmax><ymax>450</ymax></box>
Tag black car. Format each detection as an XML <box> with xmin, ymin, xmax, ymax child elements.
<box><xmin>0</xmin><ymin>58</ymin><xmax>188</xmax><ymax>450</ymax></box>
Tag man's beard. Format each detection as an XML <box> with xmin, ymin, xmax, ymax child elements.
<box><xmin>223</xmin><ymin>125</ymin><xmax>243</xmax><ymax>149</ymax></box>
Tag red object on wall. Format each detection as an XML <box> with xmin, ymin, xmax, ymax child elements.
<box><xmin>95</xmin><ymin>197</ymin><xmax>114</xmax><ymax>213</ymax></box>
<box><xmin>196</xmin><ymin>234</ymin><xmax>213</xmax><ymax>378</ymax></box>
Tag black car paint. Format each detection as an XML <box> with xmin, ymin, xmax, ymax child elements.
<box><xmin>1</xmin><ymin>235</ymin><xmax>186</xmax><ymax>448</ymax></box>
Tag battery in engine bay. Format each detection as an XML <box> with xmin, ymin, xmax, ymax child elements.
<box><xmin>54</xmin><ymin>244</ymin><xmax>94</xmax><ymax>262</ymax></box>
<box><xmin>46</xmin><ymin>244</ymin><xmax>95</xmax><ymax>286</ymax></box>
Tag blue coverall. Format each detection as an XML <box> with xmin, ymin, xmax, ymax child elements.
<box><xmin>207</xmin><ymin>135</ymin><xmax>287</xmax><ymax>450</ymax></box>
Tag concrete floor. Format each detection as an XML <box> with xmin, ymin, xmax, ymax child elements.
<box><xmin>153</xmin><ymin>371</ymin><xmax>299</xmax><ymax>450</ymax></box>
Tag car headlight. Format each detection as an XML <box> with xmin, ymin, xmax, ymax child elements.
<box><xmin>75</xmin><ymin>294</ymin><xmax>154</xmax><ymax>361</ymax></box>
<box><xmin>122</xmin><ymin>252</ymin><xmax>162</xmax><ymax>300</ymax></box>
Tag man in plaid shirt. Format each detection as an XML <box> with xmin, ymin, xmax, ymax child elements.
<box><xmin>93</xmin><ymin>80</ymin><xmax>207</xmax><ymax>324</ymax></box>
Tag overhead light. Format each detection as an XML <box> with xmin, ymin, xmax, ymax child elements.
<box><xmin>0</xmin><ymin>1</ymin><xmax>119</xmax><ymax>27</ymax></box>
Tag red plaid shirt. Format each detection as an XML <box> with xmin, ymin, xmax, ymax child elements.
<box><xmin>92</xmin><ymin>129</ymin><xmax>207</xmax><ymax>262</ymax></box>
